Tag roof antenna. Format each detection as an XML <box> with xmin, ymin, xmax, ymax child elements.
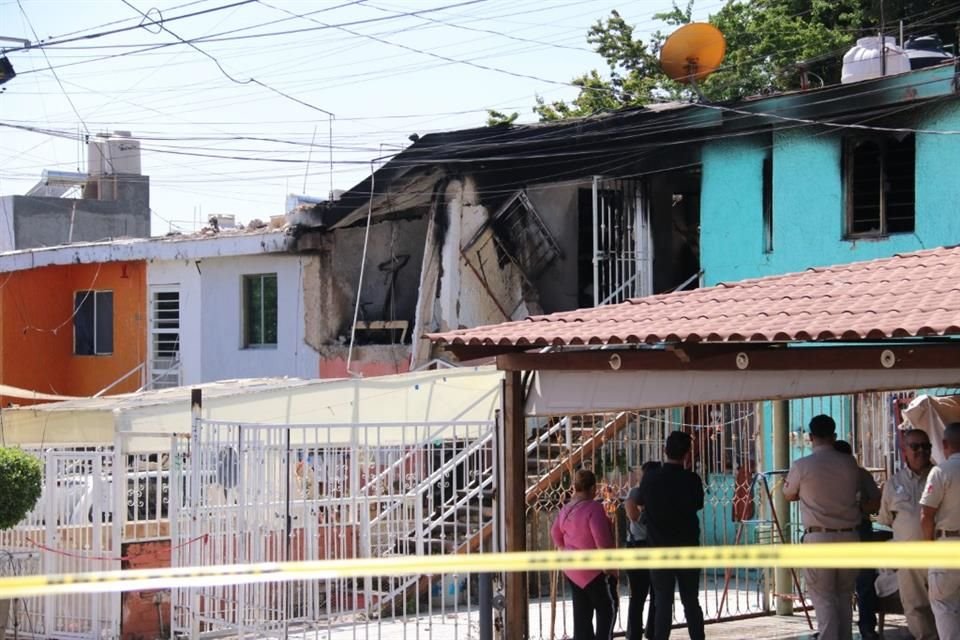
<box><xmin>659</xmin><ymin>23</ymin><xmax>726</xmax><ymax>102</ymax></box>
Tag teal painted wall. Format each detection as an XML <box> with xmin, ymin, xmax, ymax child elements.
<box><xmin>701</xmin><ymin>102</ymin><xmax>960</xmax><ymax>286</ymax></box>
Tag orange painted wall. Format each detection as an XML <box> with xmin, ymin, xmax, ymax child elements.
<box><xmin>0</xmin><ymin>261</ymin><xmax>146</xmax><ymax>405</ymax></box>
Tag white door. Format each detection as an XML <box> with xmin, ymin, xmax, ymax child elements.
<box><xmin>148</xmin><ymin>286</ymin><xmax>181</xmax><ymax>389</ymax></box>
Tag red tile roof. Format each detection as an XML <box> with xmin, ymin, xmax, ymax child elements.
<box><xmin>430</xmin><ymin>246</ymin><xmax>960</xmax><ymax>348</ymax></box>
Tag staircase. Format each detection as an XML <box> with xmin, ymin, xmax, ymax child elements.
<box><xmin>525</xmin><ymin>412</ymin><xmax>631</xmax><ymax>505</ymax></box>
<box><xmin>359</xmin><ymin>412</ymin><xmax>634</xmax><ymax>619</ymax></box>
<box><xmin>363</xmin><ymin>431</ymin><xmax>496</xmax><ymax>617</ymax></box>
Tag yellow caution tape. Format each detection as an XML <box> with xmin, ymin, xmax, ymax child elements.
<box><xmin>2</xmin><ymin>541</ymin><xmax>959</xmax><ymax>600</ymax></box>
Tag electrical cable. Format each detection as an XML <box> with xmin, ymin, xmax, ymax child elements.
<box><xmin>345</xmin><ymin>161</ymin><xmax>376</xmax><ymax>376</ymax></box>
<box><xmin>3</xmin><ymin>0</ymin><xmax>485</xmax><ymax>55</ymax></box>
<box><xmin>0</xmin><ymin>0</ymin><xmax>261</xmax><ymax>53</ymax></box>
<box><xmin>3</xmin><ymin>1</ymin><xmax>956</xmax><ymax>218</ymax></box>
<box><xmin>14</xmin><ymin>0</ymin><xmax>93</xmax><ymax>144</ymax></box>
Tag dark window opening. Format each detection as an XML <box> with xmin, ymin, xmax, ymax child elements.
<box><xmin>846</xmin><ymin>134</ymin><xmax>915</xmax><ymax>236</ymax></box>
<box><xmin>74</xmin><ymin>290</ymin><xmax>113</xmax><ymax>355</ymax></box>
<box><xmin>577</xmin><ymin>188</ymin><xmax>594</xmax><ymax>308</ymax></box>
<box><xmin>762</xmin><ymin>156</ymin><xmax>773</xmax><ymax>253</ymax></box>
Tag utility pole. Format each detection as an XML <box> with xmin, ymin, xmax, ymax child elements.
<box><xmin>880</xmin><ymin>0</ymin><xmax>887</xmax><ymax>77</ymax></box>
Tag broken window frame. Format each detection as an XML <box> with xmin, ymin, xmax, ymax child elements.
<box><xmin>843</xmin><ymin>133</ymin><xmax>916</xmax><ymax>238</ymax></box>
<box><xmin>467</xmin><ymin>189</ymin><xmax>562</xmax><ymax>286</ymax></box>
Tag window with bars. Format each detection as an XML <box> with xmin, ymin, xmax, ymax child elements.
<box><xmin>845</xmin><ymin>134</ymin><xmax>915</xmax><ymax>237</ymax></box>
<box><xmin>243</xmin><ymin>273</ymin><xmax>278</xmax><ymax>348</ymax></box>
<box><xmin>74</xmin><ymin>290</ymin><xmax>113</xmax><ymax>355</ymax></box>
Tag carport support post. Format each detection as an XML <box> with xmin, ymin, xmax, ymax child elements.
<box><xmin>190</xmin><ymin>388</ymin><xmax>202</xmax><ymax>639</ymax></box>
<box><xmin>773</xmin><ymin>399</ymin><xmax>793</xmax><ymax>615</ymax></box>
<box><xmin>503</xmin><ymin>370</ymin><xmax>529</xmax><ymax>638</ymax></box>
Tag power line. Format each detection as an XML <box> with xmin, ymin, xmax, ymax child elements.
<box><xmin>256</xmin><ymin>0</ymin><xmax>581</xmax><ymax>89</ymax></box>
<box><xmin>14</xmin><ymin>0</ymin><xmax>92</xmax><ymax>155</ymax></box>
<box><xmin>46</xmin><ymin>0</ymin><xmax>214</xmax><ymax>40</ymax></box>
<box><xmin>1</xmin><ymin>0</ymin><xmax>260</xmax><ymax>53</ymax></box>
<box><xmin>362</xmin><ymin>0</ymin><xmax>592</xmax><ymax>53</ymax></box>
<box><xmin>6</xmin><ymin>0</ymin><xmax>487</xmax><ymax>58</ymax></box>
<box><xmin>118</xmin><ymin>0</ymin><xmax>336</xmax><ymax>120</ymax></box>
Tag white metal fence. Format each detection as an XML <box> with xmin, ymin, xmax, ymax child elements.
<box><xmin>0</xmin><ymin>434</ymin><xmax>172</xmax><ymax>639</ymax></box>
<box><xmin>170</xmin><ymin>417</ymin><xmax>499</xmax><ymax>639</ymax></box>
<box><xmin>0</xmin><ymin>388</ymin><xmax>940</xmax><ymax>639</ymax></box>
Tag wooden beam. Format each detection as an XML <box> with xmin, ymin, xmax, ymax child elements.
<box><xmin>502</xmin><ymin>370</ymin><xmax>528</xmax><ymax>638</ymax></box>
<box><xmin>447</xmin><ymin>344</ymin><xmax>530</xmax><ymax>361</ymax></box>
<box><xmin>496</xmin><ymin>343</ymin><xmax>960</xmax><ymax>372</ymax></box>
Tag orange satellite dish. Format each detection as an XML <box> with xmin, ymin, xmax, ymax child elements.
<box><xmin>659</xmin><ymin>23</ymin><xmax>726</xmax><ymax>85</ymax></box>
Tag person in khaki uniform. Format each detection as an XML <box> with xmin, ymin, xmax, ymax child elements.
<box><xmin>784</xmin><ymin>415</ymin><xmax>865</xmax><ymax>640</ymax></box>
<box><xmin>920</xmin><ymin>421</ymin><xmax>960</xmax><ymax>640</ymax></box>
<box><xmin>878</xmin><ymin>428</ymin><xmax>938</xmax><ymax>640</ymax></box>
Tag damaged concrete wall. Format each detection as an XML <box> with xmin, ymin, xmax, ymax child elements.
<box><xmin>302</xmin><ymin>217</ymin><xmax>428</xmax><ymax>347</ymax></box>
<box><xmin>436</xmin><ymin>177</ymin><xmax>536</xmax><ymax>333</ymax></box>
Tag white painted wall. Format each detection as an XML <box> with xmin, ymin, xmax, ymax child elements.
<box><xmin>147</xmin><ymin>254</ymin><xmax>318</xmax><ymax>385</ymax></box>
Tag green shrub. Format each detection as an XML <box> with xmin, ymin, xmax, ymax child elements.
<box><xmin>0</xmin><ymin>448</ymin><xmax>42</xmax><ymax>530</ymax></box>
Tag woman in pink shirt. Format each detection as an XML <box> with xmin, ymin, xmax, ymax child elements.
<box><xmin>551</xmin><ymin>469</ymin><xmax>619</xmax><ymax>640</ymax></box>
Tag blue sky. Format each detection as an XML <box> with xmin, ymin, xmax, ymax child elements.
<box><xmin>0</xmin><ymin>0</ymin><xmax>717</xmax><ymax>233</ymax></box>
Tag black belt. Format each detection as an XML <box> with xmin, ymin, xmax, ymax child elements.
<box><xmin>805</xmin><ymin>526</ymin><xmax>856</xmax><ymax>534</ymax></box>
<box><xmin>936</xmin><ymin>529</ymin><xmax>960</xmax><ymax>539</ymax></box>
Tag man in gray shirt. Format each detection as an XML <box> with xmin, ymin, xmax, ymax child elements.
<box><xmin>878</xmin><ymin>428</ymin><xmax>937</xmax><ymax>640</ymax></box>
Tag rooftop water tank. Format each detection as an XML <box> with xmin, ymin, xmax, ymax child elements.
<box><xmin>841</xmin><ymin>36</ymin><xmax>911</xmax><ymax>84</ymax></box>
<box><xmin>87</xmin><ymin>131</ymin><xmax>141</xmax><ymax>176</ymax></box>
<box><xmin>904</xmin><ymin>35</ymin><xmax>953</xmax><ymax>70</ymax></box>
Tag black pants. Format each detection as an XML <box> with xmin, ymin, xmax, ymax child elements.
<box><xmin>650</xmin><ymin>568</ymin><xmax>705</xmax><ymax>640</ymax></box>
<box><xmin>568</xmin><ymin>572</ymin><xmax>619</xmax><ymax>640</ymax></box>
<box><xmin>625</xmin><ymin>541</ymin><xmax>656</xmax><ymax>640</ymax></box>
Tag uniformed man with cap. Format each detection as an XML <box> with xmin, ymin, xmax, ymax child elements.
<box><xmin>920</xmin><ymin>421</ymin><xmax>960</xmax><ymax>640</ymax></box>
<box><xmin>878</xmin><ymin>428</ymin><xmax>938</xmax><ymax>640</ymax></box>
<box><xmin>783</xmin><ymin>414</ymin><xmax>866</xmax><ymax>640</ymax></box>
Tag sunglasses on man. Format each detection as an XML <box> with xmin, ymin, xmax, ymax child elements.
<box><xmin>907</xmin><ymin>442</ymin><xmax>932</xmax><ymax>452</ymax></box>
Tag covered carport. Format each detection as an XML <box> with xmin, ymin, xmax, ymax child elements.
<box><xmin>430</xmin><ymin>245</ymin><xmax>960</xmax><ymax>638</ymax></box>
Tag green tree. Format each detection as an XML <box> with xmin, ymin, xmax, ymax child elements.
<box><xmin>0</xmin><ymin>448</ymin><xmax>42</xmax><ymax>529</ymax></box>
<box><xmin>486</xmin><ymin>109</ymin><xmax>520</xmax><ymax>126</ymax></box>
<box><xmin>533</xmin><ymin>0</ymin><xmax>960</xmax><ymax>120</ymax></box>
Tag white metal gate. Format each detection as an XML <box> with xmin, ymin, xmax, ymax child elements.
<box><xmin>592</xmin><ymin>176</ymin><xmax>653</xmax><ymax>306</ymax></box>
<box><xmin>0</xmin><ymin>449</ymin><xmax>121</xmax><ymax>639</ymax></box>
<box><xmin>170</xmin><ymin>417</ymin><xmax>499</xmax><ymax>638</ymax></box>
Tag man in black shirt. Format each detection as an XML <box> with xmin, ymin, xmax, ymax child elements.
<box><xmin>638</xmin><ymin>431</ymin><xmax>705</xmax><ymax>640</ymax></box>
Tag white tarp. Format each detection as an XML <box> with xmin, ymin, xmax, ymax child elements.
<box><xmin>0</xmin><ymin>367</ymin><xmax>504</xmax><ymax>449</ymax></box>
<box><xmin>901</xmin><ymin>394</ymin><xmax>960</xmax><ymax>464</ymax></box>
<box><xmin>527</xmin><ymin>369</ymin><xmax>960</xmax><ymax>416</ymax></box>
